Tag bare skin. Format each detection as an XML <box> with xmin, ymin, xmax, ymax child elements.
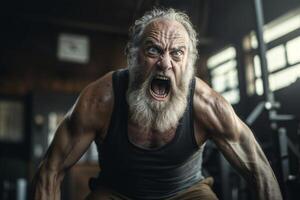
<box><xmin>31</xmin><ymin>19</ymin><xmax>282</xmax><ymax>200</ymax></box>
<box><xmin>193</xmin><ymin>78</ymin><xmax>282</xmax><ymax>200</ymax></box>
<box><xmin>31</xmin><ymin>72</ymin><xmax>114</xmax><ymax>199</ymax></box>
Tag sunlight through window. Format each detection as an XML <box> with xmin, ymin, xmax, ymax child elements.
<box><xmin>266</xmin><ymin>45</ymin><xmax>286</xmax><ymax>72</ymax></box>
<box><xmin>287</xmin><ymin>36</ymin><xmax>300</xmax><ymax>65</ymax></box>
<box><xmin>208</xmin><ymin>47</ymin><xmax>240</xmax><ymax>104</ymax></box>
<box><xmin>207</xmin><ymin>47</ymin><xmax>236</xmax><ymax>69</ymax></box>
<box><xmin>248</xmin><ymin>8</ymin><xmax>300</xmax><ymax>95</ymax></box>
<box><xmin>250</xmin><ymin>11</ymin><xmax>300</xmax><ymax>48</ymax></box>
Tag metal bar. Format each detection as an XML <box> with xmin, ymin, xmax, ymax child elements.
<box><xmin>246</xmin><ymin>101</ymin><xmax>265</xmax><ymax>125</ymax></box>
<box><xmin>278</xmin><ymin>128</ymin><xmax>290</xmax><ymax>182</ymax></box>
<box><xmin>253</xmin><ymin>0</ymin><xmax>275</xmax><ymax>104</ymax></box>
<box><xmin>271</xmin><ymin>114</ymin><xmax>296</xmax><ymax>122</ymax></box>
<box><xmin>287</xmin><ymin>138</ymin><xmax>300</xmax><ymax>159</ymax></box>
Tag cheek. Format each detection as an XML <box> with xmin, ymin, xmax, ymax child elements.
<box><xmin>138</xmin><ymin>51</ymin><xmax>153</xmax><ymax>67</ymax></box>
<box><xmin>175</xmin><ymin>59</ymin><xmax>186</xmax><ymax>74</ymax></box>
<box><xmin>177</xmin><ymin>58</ymin><xmax>188</xmax><ymax>79</ymax></box>
<box><xmin>182</xmin><ymin>54</ymin><xmax>189</xmax><ymax>69</ymax></box>
<box><xmin>142</xmin><ymin>58</ymin><xmax>157</xmax><ymax>72</ymax></box>
<box><xmin>137</xmin><ymin>57</ymin><xmax>157</xmax><ymax>82</ymax></box>
<box><xmin>173</xmin><ymin>59</ymin><xmax>187</xmax><ymax>84</ymax></box>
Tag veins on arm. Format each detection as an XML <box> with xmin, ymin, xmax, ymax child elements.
<box><xmin>31</xmin><ymin>72</ymin><xmax>114</xmax><ymax>199</ymax></box>
<box><xmin>193</xmin><ymin>78</ymin><xmax>282</xmax><ymax>200</ymax></box>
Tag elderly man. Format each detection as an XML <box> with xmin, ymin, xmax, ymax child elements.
<box><xmin>32</xmin><ymin>8</ymin><xmax>282</xmax><ymax>200</ymax></box>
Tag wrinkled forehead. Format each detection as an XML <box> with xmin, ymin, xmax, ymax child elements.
<box><xmin>141</xmin><ymin>19</ymin><xmax>190</xmax><ymax>47</ymax></box>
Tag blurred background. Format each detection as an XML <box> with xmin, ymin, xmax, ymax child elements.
<box><xmin>0</xmin><ymin>0</ymin><xmax>300</xmax><ymax>199</ymax></box>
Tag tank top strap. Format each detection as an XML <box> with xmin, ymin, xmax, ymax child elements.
<box><xmin>112</xmin><ymin>69</ymin><xmax>129</xmax><ymax>109</ymax></box>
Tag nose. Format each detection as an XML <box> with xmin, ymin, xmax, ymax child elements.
<box><xmin>157</xmin><ymin>53</ymin><xmax>172</xmax><ymax>71</ymax></box>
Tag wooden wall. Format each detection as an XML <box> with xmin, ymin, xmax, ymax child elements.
<box><xmin>0</xmin><ymin>19</ymin><xmax>128</xmax><ymax>95</ymax></box>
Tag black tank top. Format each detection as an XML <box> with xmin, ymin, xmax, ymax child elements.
<box><xmin>93</xmin><ymin>69</ymin><xmax>205</xmax><ymax>199</ymax></box>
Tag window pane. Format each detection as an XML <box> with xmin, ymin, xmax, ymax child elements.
<box><xmin>212</xmin><ymin>75</ymin><xmax>226</xmax><ymax>93</ymax></box>
<box><xmin>270</xmin><ymin>63</ymin><xmax>300</xmax><ymax>91</ymax></box>
<box><xmin>211</xmin><ymin>60</ymin><xmax>237</xmax><ymax>76</ymax></box>
<box><xmin>250</xmin><ymin>32</ymin><xmax>258</xmax><ymax>49</ymax></box>
<box><xmin>250</xmin><ymin>12</ymin><xmax>300</xmax><ymax>48</ymax></box>
<box><xmin>287</xmin><ymin>36</ymin><xmax>300</xmax><ymax>65</ymax></box>
<box><xmin>227</xmin><ymin>69</ymin><xmax>239</xmax><ymax>89</ymax></box>
<box><xmin>264</xmin><ymin>14</ymin><xmax>300</xmax><ymax>43</ymax></box>
<box><xmin>266</xmin><ymin>45</ymin><xmax>286</xmax><ymax>72</ymax></box>
<box><xmin>222</xmin><ymin>89</ymin><xmax>240</xmax><ymax>105</ymax></box>
<box><xmin>207</xmin><ymin>47</ymin><xmax>236</xmax><ymax>69</ymax></box>
<box><xmin>254</xmin><ymin>55</ymin><xmax>261</xmax><ymax>77</ymax></box>
<box><xmin>0</xmin><ymin>101</ymin><xmax>24</xmax><ymax>142</ymax></box>
<box><xmin>211</xmin><ymin>60</ymin><xmax>238</xmax><ymax>92</ymax></box>
<box><xmin>255</xmin><ymin>78</ymin><xmax>264</xmax><ymax>95</ymax></box>
<box><xmin>208</xmin><ymin>46</ymin><xmax>240</xmax><ymax>104</ymax></box>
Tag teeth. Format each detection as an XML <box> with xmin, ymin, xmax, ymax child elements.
<box><xmin>155</xmin><ymin>75</ymin><xmax>169</xmax><ymax>80</ymax></box>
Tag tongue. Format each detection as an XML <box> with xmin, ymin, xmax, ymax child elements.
<box><xmin>153</xmin><ymin>83</ymin><xmax>166</xmax><ymax>95</ymax></box>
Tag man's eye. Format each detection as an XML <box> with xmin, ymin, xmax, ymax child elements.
<box><xmin>146</xmin><ymin>47</ymin><xmax>160</xmax><ymax>55</ymax></box>
<box><xmin>171</xmin><ymin>50</ymin><xmax>184</xmax><ymax>58</ymax></box>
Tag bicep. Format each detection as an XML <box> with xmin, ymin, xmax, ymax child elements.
<box><xmin>43</xmin><ymin>114</ymin><xmax>96</xmax><ymax>172</ymax></box>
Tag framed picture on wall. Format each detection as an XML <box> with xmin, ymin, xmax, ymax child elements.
<box><xmin>0</xmin><ymin>100</ymin><xmax>24</xmax><ymax>142</ymax></box>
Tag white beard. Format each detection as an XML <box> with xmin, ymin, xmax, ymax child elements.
<box><xmin>126</xmin><ymin>57</ymin><xmax>194</xmax><ymax>133</ymax></box>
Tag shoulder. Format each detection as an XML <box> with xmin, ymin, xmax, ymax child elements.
<box><xmin>68</xmin><ymin>71</ymin><xmax>115</xmax><ymax>134</ymax></box>
<box><xmin>83</xmin><ymin>71</ymin><xmax>114</xmax><ymax>102</ymax></box>
<box><xmin>193</xmin><ymin>77</ymin><xmax>225</xmax><ymax>112</ymax></box>
<box><xmin>78</xmin><ymin>71</ymin><xmax>114</xmax><ymax>112</ymax></box>
<box><xmin>193</xmin><ymin>77</ymin><xmax>241</xmax><ymax>141</ymax></box>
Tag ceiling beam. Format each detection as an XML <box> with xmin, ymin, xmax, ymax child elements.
<box><xmin>19</xmin><ymin>14</ymin><xmax>129</xmax><ymax>36</ymax></box>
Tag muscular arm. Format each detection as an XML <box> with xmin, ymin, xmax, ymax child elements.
<box><xmin>193</xmin><ymin>78</ymin><xmax>282</xmax><ymax>200</ymax></box>
<box><xmin>31</xmin><ymin>72</ymin><xmax>114</xmax><ymax>200</ymax></box>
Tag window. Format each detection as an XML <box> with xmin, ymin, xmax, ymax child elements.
<box><xmin>207</xmin><ymin>46</ymin><xmax>240</xmax><ymax>104</ymax></box>
<box><xmin>245</xmin><ymin>8</ymin><xmax>300</xmax><ymax>95</ymax></box>
<box><xmin>287</xmin><ymin>36</ymin><xmax>300</xmax><ymax>64</ymax></box>
<box><xmin>0</xmin><ymin>100</ymin><xmax>24</xmax><ymax>142</ymax></box>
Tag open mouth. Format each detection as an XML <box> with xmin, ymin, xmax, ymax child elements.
<box><xmin>149</xmin><ymin>75</ymin><xmax>171</xmax><ymax>101</ymax></box>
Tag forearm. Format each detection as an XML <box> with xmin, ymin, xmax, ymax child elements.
<box><xmin>225</xmin><ymin>134</ymin><xmax>282</xmax><ymax>200</ymax></box>
<box><xmin>31</xmin><ymin>163</ymin><xmax>65</xmax><ymax>200</ymax></box>
<box><xmin>244</xmin><ymin>157</ymin><xmax>282</xmax><ymax>200</ymax></box>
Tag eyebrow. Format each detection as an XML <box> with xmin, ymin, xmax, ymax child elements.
<box><xmin>142</xmin><ymin>38</ymin><xmax>188</xmax><ymax>53</ymax></box>
<box><xmin>171</xmin><ymin>46</ymin><xmax>187</xmax><ymax>51</ymax></box>
<box><xmin>143</xmin><ymin>39</ymin><xmax>160</xmax><ymax>47</ymax></box>
<box><xmin>144</xmin><ymin>40</ymin><xmax>186</xmax><ymax>49</ymax></box>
